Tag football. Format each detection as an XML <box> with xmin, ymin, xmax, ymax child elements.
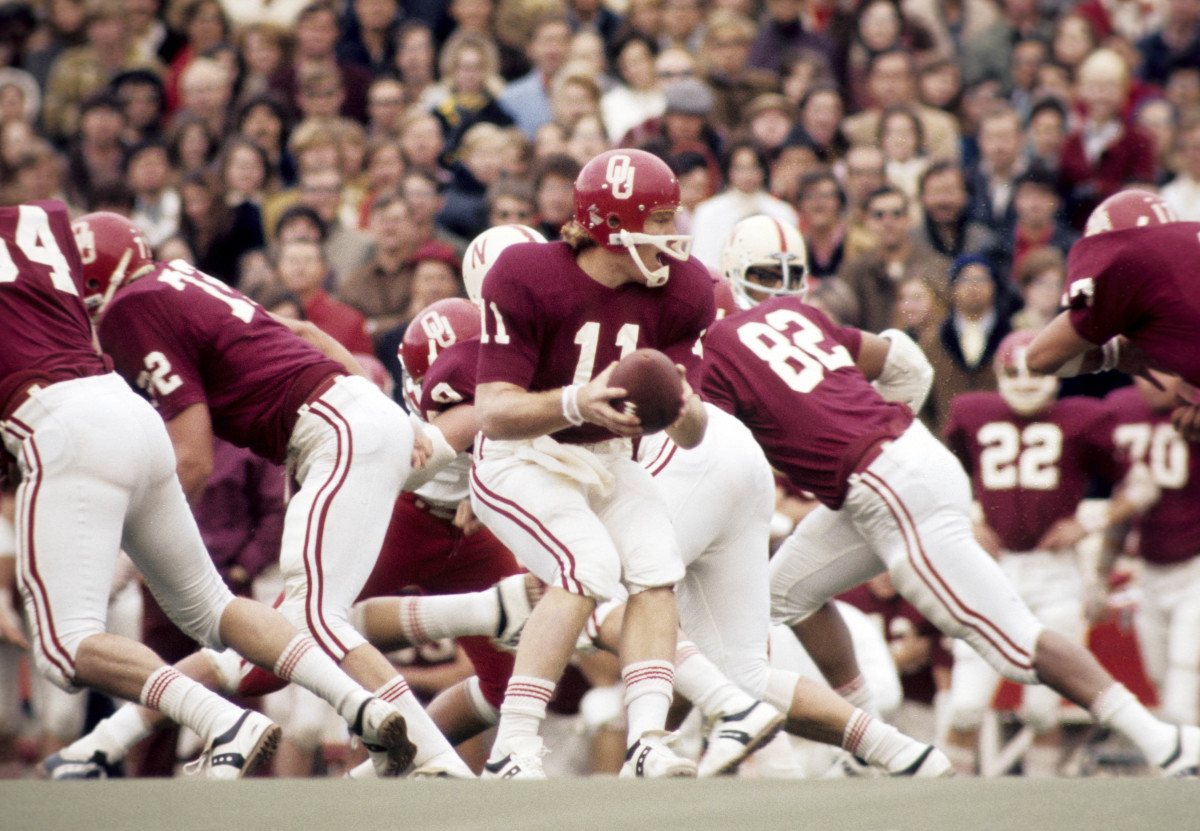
<box><xmin>609</xmin><ymin>349</ymin><xmax>684</xmax><ymax>433</ymax></box>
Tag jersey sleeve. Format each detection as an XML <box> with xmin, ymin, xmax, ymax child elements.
<box><xmin>1064</xmin><ymin>234</ymin><xmax>1137</xmax><ymax>346</ymax></box>
<box><xmin>476</xmin><ymin>259</ymin><xmax>542</xmax><ymax>389</ymax></box>
<box><xmin>98</xmin><ymin>289</ymin><xmax>208</xmax><ymax>419</ymax></box>
<box><xmin>660</xmin><ymin>270</ymin><xmax>717</xmax><ymax>373</ymax></box>
<box><xmin>419</xmin><ymin>341</ymin><xmax>477</xmax><ymax>417</ymax></box>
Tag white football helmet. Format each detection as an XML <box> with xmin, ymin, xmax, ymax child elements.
<box><xmin>995</xmin><ymin>330</ymin><xmax>1059</xmax><ymax>416</ymax></box>
<box><xmin>719</xmin><ymin>214</ymin><xmax>809</xmax><ymax>309</ymax></box>
<box><xmin>462</xmin><ymin>224</ymin><xmax>547</xmax><ymax>303</ymax></box>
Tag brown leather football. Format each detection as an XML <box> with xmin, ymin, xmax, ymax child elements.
<box><xmin>609</xmin><ymin>348</ymin><xmax>684</xmax><ymax>433</ymax></box>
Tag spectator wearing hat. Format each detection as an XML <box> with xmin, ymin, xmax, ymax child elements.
<box><xmin>41</xmin><ymin>0</ymin><xmax>162</xmax><ymax>143</ymax></box>
<box><xmin>690</xmin><ymin>139</ymin><xmax>799</xmax><ymax>271</ymax></box>
<box><xmin>919</xmin><ymin>254</ymin><xmax>1015</xmax><ymax>434</ymax></box>
<box><xmin>637</xmin><ymin>76</ymin><xmax>724</xmax><ymax>193</ymax></box>
<box><xmin>701</xmin><ymin>11</ymin><xmax>779</xmax><ymax>134</ymax></box>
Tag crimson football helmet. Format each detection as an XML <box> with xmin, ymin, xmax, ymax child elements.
<box><xmin>71</xmin><ymin>212</ymin><xmax>155</xmax><ymax>319</ymax></box>
<box><xmin>573</xmin><ymin>148</ymin><xmax>692</xmax><ymax>287</ymax></box>
<box><xmin>718</xmin><ymin>214</ymin><xmax>809</xmax><ymax>309</ymax></box>
<box><xmin>399</xmin><ymin>297</ymin><xmax>481</xmax><ymax>412</ymax></box>
<box><xmin>463</xmin><ymin>224</ymin><xmax>546</xmax><ymax>303</ymax></box>
<box><xmin>1083</xmin><ymin>189</ymin><xmax>1179</xmax><ymax>237</ymax></box>
<box><xmin>995</xmin><ymin>330</ymin><xmax>1059</xmax><ymax>416</ymax></box>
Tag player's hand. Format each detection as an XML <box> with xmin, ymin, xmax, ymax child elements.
<box><xmin>454</xmin><ymin>499</ymin><xmax>484</xmax><ymax>536</ymax></box>
<box><xmin>411</xmin><ymin>428</ymin><xmax>433</xmax><ymax>470</ymax></box>
<box><xmin>577</xmin><ymin>362</ymin><xmax>643</xmax><ymax>437</ymax></box>
<box><xmin>972</xmin><ymin>522</ymin><xmax>1003</xmax><ymax>558</ymax></box>
<box><xmin>1171</xmin><ymin>402</ymin><xmax>1200</xmax><ymax>442</ymax></box>
<box><xmin>1114</xmin><ymin>338</ymin><xmax>1166</xmax><ymax>390</ymax></box>
<box><xmin>1036</xmin><ymin>517</ymin><xmax>1088</xmax><ymax>551</ymax></box>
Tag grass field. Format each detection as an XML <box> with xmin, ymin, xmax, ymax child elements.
<box><xmin>4</xmin><ymin>777</ymin><xmax>1194</xmax><ymax>831</ymax></box>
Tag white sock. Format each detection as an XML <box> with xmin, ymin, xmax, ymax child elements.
<box><xmin>67</xmin><ymin>704</ymin><xmax>156</xmax><ymax>763</ymax></box>
<box><xmin>1091</xmin><ymin>683</ymin><xmax>1178</xmax><ymax>766</ymax></box>
<box><xmin>494</xmin><ymin>675</ymin><xmax>555</xmax><ymax>755</ymax></box>
<box><xmin>140</xmin><ymin>666</ymin><xmax>241</xmax><ymax>744</ymax></box>
<box><xmin>835</xmin><ymin>674</ymin><xmax>878</xmax><ymax>717</ymax></box>
<box><xmin>623</xmin><ymin>660</ymin><xmax>674</xmax><ymax>745</ymax></box>
<box><xmin>373</xmin><ymin>675</ymin><xmax>456</xmax><ymax>766</ymax></box>
<box><xmin>273</xmin><ymin>634</ymin><xmax>371</xmax><ymax>724</ymax></box>
<box><xmin>394</xmin><ymin>591</ymin><xmax>501</xmax><ymax>644</ymax></box>
<box><xmin>673</xmin><ymin>641</ymin><xmax>755</xmax><ymax>718</ymax></box>
<box><xmin>842</xmin><ymin>709</ymin><xmax>927</xmax><ymax>773</ymax></box>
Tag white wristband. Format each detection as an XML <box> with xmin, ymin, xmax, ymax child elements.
<box><xmin>1078</xmin><ymin>509</ymin><xmax>1109</xmax><ymax>535</ymax></box>
<box><xmin>561</xmin><ymin>384</ymin><xmax>584</xmax><ymax>426</ymax></box>
<box><xmin>1096</xmin><ymin>338</ymin><xmax>1121</xmax><ymax>373</ymax></box>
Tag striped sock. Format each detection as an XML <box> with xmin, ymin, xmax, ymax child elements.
<box><xmin>140</xmin><ymin>666</ymin><xmax>240</xmax><ymax>745</ymax></box>
<box><xmin>623</xmin><ymin>660</ymin><xmax>675</xmax><ymax>744</ymax></box>
<box><xmin>494</xmin><ymin>675</ymin><xmax>555</xmax><ymax>754</ymax></box>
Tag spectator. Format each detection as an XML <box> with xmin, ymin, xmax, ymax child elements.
<box><xmin>1010</xmin><ymin>246</ymin><xmax>1066</xmax><ymax>331</ymax></box>
<box><xmin>365</xmin><ymin>78</ymin><xmax>407</xmax><ymax>141</ymax></box>
<box><xmin>126</xmin><ymin>139</ymin><xmax>180</xmax><ymax>248</ymax></box>
<box><xmin>744</xmin><ymin>93</ymin><xmax>801</xmax><ymax>157</ymax></box>
<box><xmin>833</xmin><ymin>184</ymin><xmax>951</xmax><ymax>334</ymax></box>
<box><xmin>1009</xmin><ymin>36</ymin><xmax>1050</xmax><ymax>121</ymax></box>
<box><xmin>397</xmin><ymin>108</ymin><xmax>447</xmax><ymax>177</ymax></box>
<box><xmin>547</xmin><ymin>69</ymin><xmax>603</xmax><ymax>134</ymax></box>
<box><xmin>1059</xmin><ymin>48</ymin><xmax>1157</xmax><ymax>230</ymax></box>
<box><xmin>530</xmin><ymin>152</ymin><xmax>580</xmax><ymax>241</ymax></box>
<box><xmin>4</xmin><ymin>140</ymin><xmax>67</xmax><ymax>206</ymax></box>
<box><xmin>235</xmin><ymin>94</ymin><xmax>293</xmax><ymax>186</ymax></box>
<box><xmin>564</xmin><ymin>113</ymin><xmax>611</xmax><ymax>168</ymax></box>
<box><xmin>600</xmin><ymin>34</ymin><xmax>665</xmax><ymax>147</ymax></box>
<box><xmin>914</xmin><ymin>161</ymin><xmax>1000</xmax><ymax>262</ymax></box>
<box><xmin>795</xmin><ymin>83</ymin><xmax>849</xmax><ymax>165</ymax></box>
<box><xmin>485</xmin><ymin>177</ymin><xmax>538</xmax><ymax>228</ymax></box>
<box><xmin>1161</xmin><ymin>114</ymin><xmax>1200</xmax><ymax>218</ymax></box>
<box><xmin>845</xmin><ymin>0</ymin><xmax>938</xmax><ymax>112</ymax></box>
<box><xmin>701</xmin><ymin>10</ymin><xmax>778</xmax><ymax>135</ymax></box>
<box><xmin>690</xmin><ymin>140</ymin><xmax>799</xmax><ymax>272</ymax></box>
<box><xmin>295</xmin><ymin>163</ymin><xmax>373</xmax><ymax>281</ymax></box>
<box><xmin>401</xmin><ymin>167</ymin><xmax>470</xmax><ymax>258</ymax></box>
<box><xmin>393</xmin><ymin>20</ymin><xmax>439</xmax><ymax>110</ymax></box>
<box><xmin>839</xmin><ymin>142</ymin><xmax>888</xmax><ymax>236</ymax></box>
<box><xmin>178</xmin><ymin>169</ymin><xmax>265</xmax><ymax>286</ymax></box>
<box><xmin>880</xmin><ymin>104</ymin><xmax>932</xmax><ymax>210</ymax></box>
<box><xmin>436</xmin><ymin>121</ymin><xmax>508</xmax><ymax>241</ymax></box>
<box><xmin>338</xmin><ymin>191</ymin><xmax>421</xmax><ymax>342</ymax></box>
<box><xmin>795</xmin><ymin>168</ymin><xmax>855</xmax><ymax>284</ymax></box>
<box><xmin>174</xmin><ymin>56</ymin><xmax>234</xmax><ymax>141</ymax></box>
<box><xmin>432</xmin><ymin>31</ymin><xmax>514</xmax><ymax>166</ymax></box>
<box><xmin>768</xmin><ymin>135</ymin><xmax>823</xmax><ymax>206</ymax></box>
<box><xmin>64</xmin><ymin>93</ymin><xmax>128</xmax><ymax>210</ymax></box>
<box><xmin>746</xmin><ymin>0</ymin><xmax>838</xmax><ymax>78</ymax></box>
<box><xmin>991</xmin><ymin>164</ymin><xmax>1077</xmax><ymax>285</ymax></box>
<box><xmin>162</xmin><ymin>0</ymin><xmax>230</xmax><ymax>117</ymax></box>
<box><xmin>338</xmin><ymin>0</ymin><xmax>402</xmax><ymax>78</ymax></box>
<box><xmin>959</xmin><ymin>0</ymin><xmax>1055</xmax><ymax>95</ymax></box>
<box><xmin>1137</xmin><ymin>0</ymin><xmax>1200</xmax><ymax>88</ymax></box>
<box><xmin>269</xmin><ymin>0</ymin><xmax>371</xmax><ymax>123</ymax></box>
<box><xmin>274</xmin><ymin>236</ymin><xmax>374</xmax><ymax>353</ymax></box>
<box><xmin>402</xmin><ymin>242</ymin><xmax>463</xmax><ymax>322</ymax></box>
<box><xmin>919</xmin><ymin>254</ymin><xmax>1013</xmax><ymax>432</ymax></box>
<box><xmin>294</xmin><ymin>64</ymin><xmax>348</xmax><ymax>123</ymax></box>
<box><xmin>110</xmin><ymin>68</ymin><xmax>167</xmax><ymax>143</ymax></box>
<box><xmin>498</xmin><ymin>14</ymin><xmax>573</xmax><ymax>139</ymax></box>
<box><xmin>234</xmin><ymin>22</ymin><xmax>293</xmax><ymax>106</ymax></box>
<box><xmin>165</xmin><ymin>110</ymin><xmax>217</xmax><ymax>178</ymax></box>
<box><xmin>1052</xmin><ymin>12</ymin><xmax>1101</xmax><ymax>78</ymax></box>
<box><xmin>356</xmin><ymin>137</ymin><xmax>406</xmax><ymax>227</ymax></box>
<box><xmin>966</xmin><ymin>104</ymin><xmax>1027</xmax><ymax>231</ymax></box>
<box><xmin>892</xmin><ymin>271</ymin><xmax>948</xmax><ymax>342</ymax></box>
<box><xmin>23</xmin><ymin>0</ymin><xmax>88</xmax><ymax>94</ymax></box>
<box><xmin>1025</xmin><ymin>95</ymin><xmax>1070</xmax><ymax>173</ymax></box>
<box><xmin>659</xmin><ymin>0</ymin><xmax>706</xmax><ymax>53</ymax></box>
<box><xmin>843</xmin><ymin>48</ymin><xmax>962</xmax><ymax>162</ymax></box>
<box><xmin>41</xmin><ymin>0</ymin><xmax>161</xmax><ymax>143</ymax></box>
<box><xmin>636</xmin><ymin>77</ymin><xmax>724</xmax><ymax>191</ymax></box>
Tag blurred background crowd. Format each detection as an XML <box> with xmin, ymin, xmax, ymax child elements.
<box><xmin>0</xmin><ymin>0</ymin><xmax>1196</xmax><ymax>780</ymax></box>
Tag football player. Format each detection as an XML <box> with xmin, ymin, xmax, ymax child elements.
<box><xmin>62</xmin><ymin>210</ymin><xmax>468</xmax><ymax>778</ymax></box>
<box><xmin>1106</xmin><ymin>373</ymin><xmax>1200</xmax><ymax>727</ymax></box>
<box><xmin>943</xmin><ymin>330</ymin><xmax>1158</xmax><ymax>774</ymax></box>
<box><xmin>2</xmin><ymin>200</ymin><xmax>411</xmax><ymax>781</ymax></box>
<box><xmin>702</xmin><ymin>214</ymin><xmax>1200</xmax><ymax>777</ymax></box>
<box><xmin>1025</xmin><ymin>189</ymin><xmax>1200</xmax><ymax>440</ymax></box>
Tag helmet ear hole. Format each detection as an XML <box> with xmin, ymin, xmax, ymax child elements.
<box><xmin>606</xmin><ymin>215</ymin><xmax>620</xmax><ymax>228</ymax></box>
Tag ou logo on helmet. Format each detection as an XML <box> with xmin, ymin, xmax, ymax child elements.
<box><xmin>606</xmin><ymin>154</ymin><xmax>636</xmax><ymax>199</ymax></box>
<box><xmin>419</xmin><ymin>309</ymin><xmax>459</xmax><ymax>352</ymax></box>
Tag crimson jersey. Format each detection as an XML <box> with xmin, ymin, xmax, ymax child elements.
<box><xmin>699</xmin><ymin>297</ymin><xmax>912</xmax><ymax>509</ymax></box>
<box><xmin>418</xmin><ymin>337</ymin><xmax>478</xmax><ymax>421</ymax></box>
<box><xmin>97</xmin><ymin>260</ymin><xmax>345</xmax><ymax>464</ymax></box>
<box><xmin>1066</xmin><ymin>224</ymin><xmax>1200</xmax><ymax>386</ymax></box>
<box><xmin>1107</xmin><ymin>386</ymin><xmax>1200</xmax><ymax>565</ymax></box>
<box><xmin>0</xmin><ymin>200</ymin><xmax>109</xmax><ymax>409</ymax></box>
<box><xmin>944</xmin><ymin>393</ymin><xmax>1123</xmax><ymax>552</ymax></box>
<box><xmin>477</xmin><ymin>241</ymin><xmax>715</xmax><ymax>444</ymax></box>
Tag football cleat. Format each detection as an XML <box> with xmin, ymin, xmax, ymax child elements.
<box><xmin>1159</xmin><ymin>725</ymin><xmax>1200</xmax><ymax>778</ymax></box>
<box><xmin>697</xmin><ymin>701</ymin><xmax>786</xmax><ymax>777</ymax></box>
<box><xmin>41</xmin><ymin>749</ymin><xmax>121</xmax><ymax>780</ymax></box>
<box><xmin>891</xmin><ymin>744</ymin><xmax>955</xmax><ymax>778</ymax></box>
<box><xmin>493</xmin><ymin>573</ymin><xmax>534</xmax><ymax>652</ymax></box>
<box><xmin>620</xmin><ymin>730</ymin><xmax>698</xmax><ymax>779</ymax></box>
<box><xmin>351</xmin><ymin>697</ymin><xmax>416</xmax><ymax>778</ymax></box>
<box><xmin>187</xmin><ymin>710</ymin><xmax>281</xmax><ymax>780</ymax></box>
<box><xmin>482</xmin><ymin>736</ymin><xmax>550</xmax><ymax>779</ymax></box>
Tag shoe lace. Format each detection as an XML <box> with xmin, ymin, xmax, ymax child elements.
<box><xmin>182</xmin><ymin>746</ymin><xmax>210</xmax><ymax>777</ymax></box>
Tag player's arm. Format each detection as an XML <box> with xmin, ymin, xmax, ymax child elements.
<box><xmin>1024</xmin><ymin>312</ymin><xmax>1106</xmax><ymax>376</ymax></box>
<box><xmin>858</xmin><ymin>329</ymin><xmax>934</xmax><ymax>412</ymax></box>
<box><xmin>0</xmin><ymin>539</ymin><xmax>29</xmax><ymax>649</ymax></box>
<box><xmin>270</xmin><ymin>313</ymin><xmax>368</xmax><ymax>378</ymax></box>
<box><xmin>164</xmin><ymin>402</ymin><xmax>216</xmax><ymax>505</ymax></box>
<box><xmin>476</xmin><ymin>363</ymin><xmax>642</xmax><ymax>440</ymax></box>
<box><xmin>400</xmin><ymin>404</ymin><xmax>473</xmax><ymax>492</ymax></box>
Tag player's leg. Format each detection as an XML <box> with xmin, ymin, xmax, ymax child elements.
<box><xmin>600</xmin><ymin>456</ymin><xmax>696</xmax><ymax>777</ymax></box>
<box><xmin>860</xmin><ymin>422</ymin><xmax>1199</xmax><ymax>776</ymax></box>
<box><xmin>470</xmin><ymin>451</ymin><xmax>617</xmax><ymax>778</ymax></box>
<box><xmin>279</xmin><ymin>378</ymin><xmax>467</xmax><ymax>775</ymax></box>
<box><xmin>1139</xmin><ymin>559</ymin><xmax>1200</xmax><ymax>726</ymax></box>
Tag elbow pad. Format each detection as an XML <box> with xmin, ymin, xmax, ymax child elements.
<box><xmin>872</xmin><ymin>329</ymin><xmax>934</xmax><ymax>413</ymax></box>
<box><xmin>401</xmin><ymin>418</ymin><xmax>459</xmax><ymax>492</ymax></box>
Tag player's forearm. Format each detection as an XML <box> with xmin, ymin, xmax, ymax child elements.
<box><xmin>476</xmin><ymin>383</ymin><xmax>574</xmax><ymax>440</ymax></box>
<box><xmin>1025</xmin><ymin>312</ymin><xmax>1104</xmax><ymax>377</ymax></box>
<box><xmin>272</xmin><ymin>315</ymin><xmax>367</xmax><ymax>378</ymax></box>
